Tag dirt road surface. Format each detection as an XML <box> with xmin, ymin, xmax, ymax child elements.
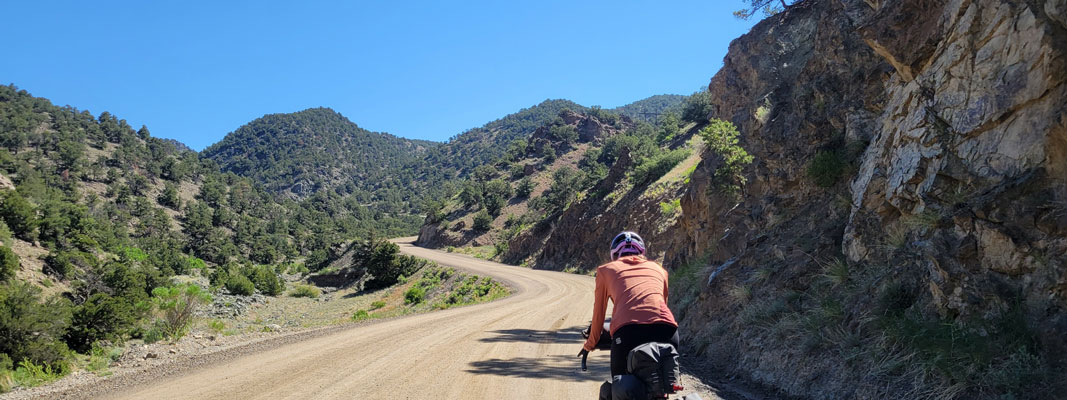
<box><xmin>46</xmin><ymin>240</ymin><xmax>729</xmax><ymax>399</ymax></box>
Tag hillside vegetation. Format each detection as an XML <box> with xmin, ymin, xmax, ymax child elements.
<box><xmin>415</xmin><ymin>102</ymin><xmax>706</xmax><ymax>261</ymax></box>
<box><xmin>417</xmin><ymin>99</ymin><xmax>587</xmax><ymax>180</ymax></box>
<box><xmin>202</xmin><ymin>107</ymin><xmax>437</xmax><ymax>209</ymax></box>
<box><xmin>414</xmin><ymin>1</ymin><xmax>1067</xmax><ymax>399</ymax></box>
<box><xmin>0</xmin><ymin>83</ymin><xmax>695</xmax><ymax>392</ymax></box>
<box><xmin>0</xmin><ymin>85</ymin><xmax>431</xmax><ymax>391</ymax></box>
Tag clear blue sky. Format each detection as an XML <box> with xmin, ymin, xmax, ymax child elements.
<box><xmin>2</xmin><ymin>1</ymin><xmax>757</xmax><ymax>150</ymax></box>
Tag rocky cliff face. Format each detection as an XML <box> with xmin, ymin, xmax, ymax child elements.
<box><xmin>499</xmin><ymin>0</ymin><xmax>1065</xmax><ymax>397</ymax></box>
<box><xmin>656</xmin><ymin>0</ymin><xmax>1066</xmax><ymax>398</ymax></box>
<box><xmin>843</xmin><ymin>0</ymin><xmax>1067</xmax><ymax>351</ymax></box>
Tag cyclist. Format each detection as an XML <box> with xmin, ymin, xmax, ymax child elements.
<box><xmin>578</xmin><ymin>231</ymin><xmax>679</xmax><ymax>377</ymax></box>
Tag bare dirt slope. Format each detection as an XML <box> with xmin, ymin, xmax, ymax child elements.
<box><xmin>40</xmin><ymin>239</ymin><xmax>728</xmax><ymax>399</ymax></box>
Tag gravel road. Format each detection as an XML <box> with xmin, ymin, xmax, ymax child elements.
<box><xmin>14</xmin><ymin>239</ymin><xmax>727</xmax><ymax>399</ymax></box>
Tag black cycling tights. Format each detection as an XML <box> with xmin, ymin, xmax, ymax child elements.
<box><xmin>609</xmin><ymin>323</ymin><xmax>680</xmax><ymax>376</ymax></box>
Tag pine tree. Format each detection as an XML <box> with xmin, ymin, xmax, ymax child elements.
<box><xmin>0</xmin><ymin>191</ymin><xmax>37</xmax><ymax>240</ymax></box>
<box><xmin>0</xmin><ymin>245</ymin><xmax>18</xmax><ymax>281</ymax></box>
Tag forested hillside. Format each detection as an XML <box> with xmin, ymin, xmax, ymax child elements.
<box><xmin>0</xmin><ymin>85</ymin><xmax>424</xmax><ymax>383</ymax></box>
<box><xmin>417</xmin><ymin>99</ymin><xmax>588</xmax><ymax>180</ymax></box>
<box><xmin>417</xmin><ymin>95</ymin><xmax>711</xmax><ymax>260</ymax></box>
<box><xmin>202</xmin><ymin>95</ymin><xmax>689</xmax><ymax>207</ymax></box>
<box><xmin>202</xmin><ymin>107</ymin><xmax>437</xmax><ymax>207</ymax></box>
<box><xmin>0</xmin><ymin>82</ymin><xmax>693</xmax><ymax>392</ymax></box>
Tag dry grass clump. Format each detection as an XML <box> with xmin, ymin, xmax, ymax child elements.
<box><xmin>818</xmin><ymin>257</ymin><xmax>849</xmax><ymax>286</ymax></box>
<box><xmin>726</xmin><ymin>284</ymin><xmax>752</xmax><ymax>306</ymax></box>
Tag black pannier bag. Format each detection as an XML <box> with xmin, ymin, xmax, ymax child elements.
<box><xmin>626</xmin><ymin>342</ymin><xmax>681</xmax><ymax>398</ymax></box>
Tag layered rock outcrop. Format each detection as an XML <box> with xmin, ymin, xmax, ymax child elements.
<box><xmin>657</xmin><ymin>0</ymin><xmax>1066</xmax><ymax>397</ymax></box>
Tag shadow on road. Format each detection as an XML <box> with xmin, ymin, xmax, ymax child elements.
<box><xmin>466</xmin><ymin>355</ymin><xmax>609</xmax><ymax>382</ymax></box>
<box><xmin>477</xmin><ymin>326</ymin><xmax>586</xmax><ymax>344</ymax></box>
<box><xmin>467</xmin><ymin>325</ymin><xmax>611</xmax><ymax>382</ymax></box>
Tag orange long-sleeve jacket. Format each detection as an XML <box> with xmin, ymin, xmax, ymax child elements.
<box><xmin>582</xmin><ymin>255</ymin><xmax>677</xmax><ymax>352</ymax></box>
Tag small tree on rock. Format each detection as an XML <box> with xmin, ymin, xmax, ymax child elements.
<box><xmin>734</xmin><ymin>0</ymin><xmax>791</xmax><ymax>20</ymax></box>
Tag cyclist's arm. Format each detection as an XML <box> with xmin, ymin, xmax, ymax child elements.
<box><xmin>583</xmin><ymin>268</ymin><xmax>608</xmax><ymax>352</ymax></box>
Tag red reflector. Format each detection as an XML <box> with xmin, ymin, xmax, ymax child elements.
<box><xmin>672</xmin><ymin>384</ymin><xmax>685</xmax><ymax>391</ymax></box>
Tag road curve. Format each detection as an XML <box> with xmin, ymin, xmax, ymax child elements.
<box><xmin>101</xmin><ymin>239</ymin><xmax>613</xmax><ymax>399</ymax></box>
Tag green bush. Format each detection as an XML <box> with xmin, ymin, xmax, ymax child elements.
<box><xmin>441</xmin><ymin>275</ymin><xmax>509</xmax><ymax>307</ymax></box>
<box><xmin>95</xmin><ymin>261</ymin><xmax>152</xmax><ymax>302</ymax></box>
<box><xmin>0</xmin><ymin>350</ymin><xmax>10</xmax><ymax>372</ymax></box>
<box><xmin>84</xmin><ymin>344</ymin><xmax>122</xmax><ymax>373</ymax></box>
<box><xmin>493</xmin><ymin>241</ymin><xmax>508</xmax><ymax>257</ymax></box>
<box><xmin>361</xmin><ymin>239</ymin><xmax>429</xmax><ymax>290</ymax></box>
<box><xmin>404</xmin><ymin>286</ymin><xmax>426</xmax><ymax>305</ymax></box>
<box><xmin>186</xmin><ymin>256</ymin><xmax>207</xmax><ymax>272</ymax></box>
<box><xmin>422</xmin><ymin>199</ymin><xmax>446</xmax><ymax>223</ymax></box>
<box><xmin>64</xmin><ymin>293</ymin><xmax>140</xmax><ymax>353</ymax></box>
<box><xmin>0</xmin><ymin>282</ymin><xmax>72</xmax><ymax>371</ymax></box>
<box><xmin>0</xmin><ymin>353</ymin><xmax>11</xmax><ymax>393</ymax></box>
<box><xmin>682</xmin><ymin>90</ymin><xmax>714</xmax><ymax>123</ymax></box>
<box><xmin>535</xmin><ymin>167</ymin><xmax>584</xmax><ymax>213</ymax></box>
<box><xmin>472</xmin><ymin>210</ymin><xmax>492</xmax><ymax>232</ymax></box>
<box><xmin>481</xmin><ymin>179</ymin><xmax>513</xmax><ymax>217</ymax></box>
<box><xmin>631</xmin><ymin>148</ymin><xmax>690</xmax><ymax>185</ymax></box>
<box><xmin>224</xmin><ymin>274</ymin><xmax>255</xmax><ymax>296</ymax></box>
<box><xmin>207</xmin><ymin>319</ymin><xmax>226</xmax><ymax>334</ymax></box>
<box><xmin>285</xmin><ymin>263</ymin><xmax>309</xmax><ymax>275</ymax></box>
<box><xmin>304</xmin><ymin>249</ymin><xmax>329</xmax><ymax>272</ymax></box>
<box><xmin>541</xmin><ymin>142</ymin><xmax>556</xmax><ymax>162</ymax></box>
<box><xmin>0</xmin><ymin>191</ymin><xmax>37</xmax><ymax>241</ymax></box>
<box><xmin>600</xmin><ymin>131</ymin><xmax>657</xmax><ymax>165</ymax></box>
<box><xmin>157</xmin><ymin>182</ymin><xmax>181</xmax><ymax>210</ymax></box>
<box><xmin>370</xmin><ymin>300</ymin><xmax>386</xmax><ymax>310</ymax></box>
<box><xmin>43</xmin><ymin>250</ymin><xmax>96</xmax><ymax>280</ymax></box>
<box><xmin>547</xmin><ymin>124</ymin><xmax>578</xmax><ymax>144</ymax></box>
<box><xmin>352</xmin><ymin>309</ymin><xmax>370</xmax><ymax>321</ymax></box>
<box><xmin>288</xmin><ymin>284</ymin><xmax>320</xmax><ymax>299</ymax></box>
<box><xmin>659</xmin><ymin>199</ymin><xmax>682</xmax><ymax>217</ymax></box>
<box><xmin>656</xmin><ymin>112</ymin><xmax>681</xmax><ymax>143</ymax></box>
<box><xmin>699</xmin><ymin>119</ymin><xmax>753</xmax><ymax>195</ymax></box>
<box><xmin>0</xmin><ymin>246</ymin><xmax>17</xmax><ymax>282</ymax></box>
<box><xmin>806</xmin><ymin>150</ymin><xmax>848</xmax><ymax>188</ymax></box>
<box><xmin>151</xmin><ymin>284</ymin><xmax>212</xmax><ymax>341</ymax></box>
<box><xmin>508</xmin><ymin>163</ymin><xmax>525</xmax><ymax>180</ymax></box>
<box><xmin>516</xmin><ymin>178</ymin><xmax>535</xmax><ymax>198</ymax></box>
<box><xmin>142</xmin><ymin>321</ymin><xmax>165</xmax><ymax>344</ymax></box>
<box><xmin>9</xmin><ymin>358</ymin><xmax>67</xmax><ymax>389</ymax></box>
<box><xmin>458</xmin><ymin>181</ymin><xmax>483</xmax><ymax>209</ymax></box>
<box><xmin>248</xmin><ymin>265</ymin><xmax>284</xmax><ymax>296</ymax></box>
<box><xmin>505</xmin><ymin>139</ymin><xmax>528</xmax><ymax>160</ymax></box>
<box><xmin>0</xmin><ymin>220</ymin><xmax>12</xmax><ymax>246</ymax></box>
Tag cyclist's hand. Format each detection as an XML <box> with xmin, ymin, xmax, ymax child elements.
<box><xmin>578</xmin><ymin>348</ymin><xmax>590</xmax><ymax>371</ymax></box>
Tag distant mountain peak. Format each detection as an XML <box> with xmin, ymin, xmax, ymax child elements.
<box><xmin>202</xmin><ymin>107</ymin><xmax>438</xmax><ymax>200</ymax></box>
